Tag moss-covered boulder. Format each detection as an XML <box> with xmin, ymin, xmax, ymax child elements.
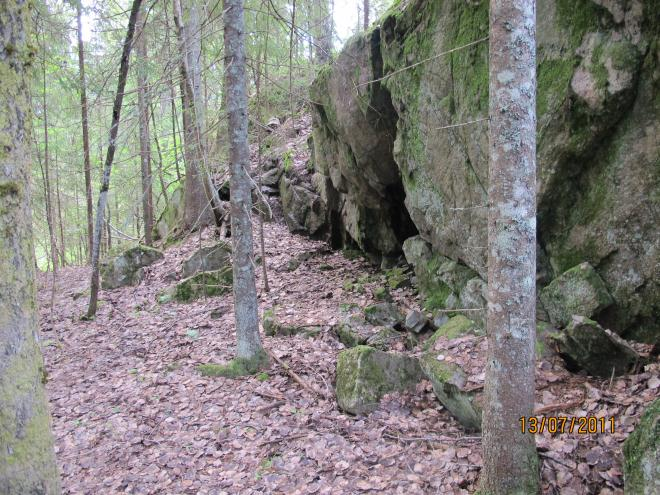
<box><xmin>424</xmin><ymin>315</ymin><xmax>480</xmax><ymax>351</ymax></box>
<box><xmin>540</xmin><ymin>262</ymin><xmax>613</xmax><ymax>328</ymax></box>
<box><xmin>153</xmin><ymin>184</ymin><xmax>183</xmax><ymax>242</ymax></box>
<box><xmin>419</xmin><ymin>354</ymin><xmax>482</xmax><ymax>431</ymax></box>
<box><xmin>182</xmin><ymin>243</ymin><xmax>231</xmax><ymax>278</ymax></box>
<box><xmin>335</xmin><ymin>346</ymin><xmax>422</xmax><ymax>415</ymax></box>
<box><xmin>262</xmin><ymin>309</ymin><xmax>321</xmax><ymax>338</ymax></box>
<box><xmin>100</xmin><ymin>245</ymin><xmax>164</xmax><ymax>289</ymax></box>
<box><xmin>310</xmin><ymin>0</ymin><xmax>659</xmax><ymax>345</ymax></box>
<box><xmin>364</xmin><ymin>302</ymin><xmax>404</xmax><ymax>327</ymax></box>
<box><xmin>623</xmin><ymin>399</ymin><xmax>659</xmax><ymax>494</ymax></box>
<box><xmin>171</xmin><ymin>268</ymin><xmax>232</xmax><ymax>302</ymax></box>
<box><xmin>552</xmin><ymin>316</ymin><xmax>641</xmax><ymax>377</ymax></box>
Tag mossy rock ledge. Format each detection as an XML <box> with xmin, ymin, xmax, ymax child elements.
<box><xmin>419</xmin><ymin>353</ymin><xmax>482</xmax><ymax>432</ymax></box>
<box><xmin>182</xmin><ymin>243</ymin><xmax>231</xmax><ymax>278</ymax></box>
<box><xmin>623</xmin><ymin>399</ymin><xmax>659</xmax><ymax>494</ymax></box>
<box><xmin>162</xmin><ymin>268</ymin><xmax>233</xmax><ymax>303</ymax></box>
<box><xmin>335</xmin><ymin>346</ymin><xmax>422</xmax><ymax>415</ymax></box>
<box><xmin>100</xmin><ymin>245</ymin><xmax>164</xmax><ymax>289</ymax></box>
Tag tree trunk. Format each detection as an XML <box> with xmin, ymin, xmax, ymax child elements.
<box><xmin>41</xmin><ymin>32</ymin><xmax>58</xmax><ymax>272</ymax></box>
<box><xmin>481</xmin><ymin>0</ymin><xmax>539</xmax><ymax>493</ymax></box>
<box><xmin>87</xmin><ymin>0</ymin><xmax>144</xmax><ymax>318</ymax></box>
<box><xmin>224</xmin><ymin>0</ymin><xmax>266</xmax><ymax>361</ymax></box>
<box><xmin>173</xmin><ymin>0</ymin><xmax>208</xmax><ymax>231</ymax></box>
<box><xmin>54</xmin><ymin>152</ymin><xmax>66</xmax><ymax>267</ymax></box>
<box><xmin>0</xmin><ymin>2</ymin><xmax>61</xmax><ymax>491</ymax></box>
<box><xmin>76</xmin><ymin>2</ymin><xmax>94</xmax><ymax>262</ymax></box>
<box><xmin>363</xmin><ymin>0</ymin><xmax>369</xmax><ymax>30</ymax></box>
<box><xmin>173</xmin><ymin>0</ymin><xmax>225</xmax><ymax>231</ymax></box>
<box><xmin>313</xmin><ymin>0</ymin><xmax>332</xmax><ymax>63</ymax></box>
<box><xmin>136</xmin><ymin>5</ymin><xmax>154</xmax><ymax>245</ymax></box>
<box><xmin>289</xmin><ymin>0</ymin><xmax>296</xmax><ymax>125</ymax></box>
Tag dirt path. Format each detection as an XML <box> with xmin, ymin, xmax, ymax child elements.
<box><xmin>39</xmin><ymin>220</ymin><xmax>657</xmax><ymax>495</ymax></box>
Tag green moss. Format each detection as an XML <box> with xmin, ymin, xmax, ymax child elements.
<box><xmin>197</xmin><ymin>352</ymin><xmax>269</xmax><ymax>378</ymax></box>
<box><xmin>384</xmin><ymin>266</ymin><xmax>409</xmax><ymax>289</ymax></box>
<box><xmin>424</xmin><ymin>315</ymin><xmax>478</xmax><ymax>350</ymax></box>
<box><xmin>423</xmin><ymin>285</ymin><xmax>453</xmax><ymax>311</ymax></box>
<box><xmin>556</xmin><ymin>0</ymin><xmax>605</xmax><ymax>48</ymax></box>
<box><xmin>623</xmin><ymin>399</ymin><xmax>659</xmax><ymax>493</ymax></box>
<box><xmin>537</xmin><ymin>58</ymin><xmax>577</xmax><ymax>117</ymax></box>
<box><xmin>174</xmin><ymin>268</ymin><xmax>232</xmax><ymax>302</ymax></box>
<box><xmin>372</xmin><ymin>287</ymin><xmax>391</xmax><ymax>301</ymax></box>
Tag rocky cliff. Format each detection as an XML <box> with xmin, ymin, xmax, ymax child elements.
<box><xmin>304</xmin><ymin>0</ymin><xmax>658</xmax><ymax>342</ymax></box>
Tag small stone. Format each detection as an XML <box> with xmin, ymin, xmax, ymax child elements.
<box><xmin>404</xmin><ymin>309</ymin><xmax>429</xmax><ymax>334</ymax></box>
<box><xmin>364</xmin><ymin>302</ymin><xmax>404</xmax><ymax>328</ymax></box>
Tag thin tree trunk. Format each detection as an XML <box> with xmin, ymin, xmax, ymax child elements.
<box><xmin>76</xmin><ymin>2</ymin><xmax>94</xmax><ymax>262</ymax></box>
<box><xmin>363</xmin><ymin>0</ymin><xmax>369</xmax><ymax>30</ymax></box>
<box><xmin>481</xmin><ymin>0</ymin><xmax>539</xmax><ymax>493</ymax></box>
<box><xmin>255</xmin><ymin>52</ymin><xmax>270</xmax><ymax>293</ymax></box>
<box><xmin>41</xmin><ymin>32</ymin><xmax>58</xmax><ymax>272</ymax></box>
<box><xmin>149</xmin><ymin>100</ymin><xmax>169</xmax><ymax>205</ymax></box>
<box><xmin>136</xmin><ymin>5</ymin><xmax>154</xmax><ymax>245</ymax></box>
<box><xmin>224</xmin><ymin>0</ymin><xmax>266</xmax><ymax>362</ymax></box>
<box><xmin>87</xmin><ymin>0</ymin><xmax>144</xmax><ymax>318</ymax></box>
<box><xmin>289</xmin><ymin>0</ymin><xmax>296</xmax><ymax>125</ymax></box>
<box><xmin>0</xmin><ymin>2</ymin><xmax>61</xmax><ymax>491</ymax></box>
<box><xmin>54</xmin><ymin>152</ymin><xmax>66</xmax><ymax>267</ymax></box>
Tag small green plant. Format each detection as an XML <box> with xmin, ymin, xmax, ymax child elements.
<box><xmin>282</xmin><ymin>149</ymin><xmax>293</xmax><ymax>172</ymax></box>
<box><xmin>186</xmin><ymin>329</ymin><xmax>199</xmax><ymax>340</ymax></box>
<box><xmin>256</xmin><ymin>372</ymin><xmax>270</xmax><ymax>382</ymax></box>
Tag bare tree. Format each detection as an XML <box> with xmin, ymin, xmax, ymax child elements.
<box><xmin>76</xmin><ymin>0</ymin><xmax>94</xmax><ymax>261</ymax></box>
<box><xmin>0</xmin><ymin>1</ymin><xmax>61</xmax><ymax>491</ymax></box>
<box><xmin>136</xmin><ymin>4</ymin><xmax>154</xmax><ymax>245</ymax></box>
<box><xmin>86</xmin><ymin>0</ymin><xmax>144</xmax><ymax>318</ymax></box>
<box><xmin>224</xmin><ymin>0</ymin><xmax>267</xmax><ymax>369</ymax></box>
<box><xmin>481</xmin><ymin>0</ymin><xmax>539</xmax><ymax>493</ymax></box>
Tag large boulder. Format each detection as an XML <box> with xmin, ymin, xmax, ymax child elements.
<box><xmin>153</xmin><ymin>185</ymin><xmax>184</xmax><ymax>242</ymax></box>
<box><xmin>363</xmin><ymin>302</ymin><xmax>405</xmax><ymax>328</ymax></box>
<box><xmin>335</xmin><ymin>346</ymin><xmax>422</xmax><ymax>415</ymax></box>
<box><xmin>623</xmin><ymin>399</ymin><xmax>659</xmax><ymax>494</ymax></box>
<box><xmin>310</xmin><ymin>0</ymin><xmax>659</xmax><ymax>342</ymax></box>
<box><xmin>540</xmin><ymin>262</ymin><xmax>613</xmax><ymax>328</ymax></box>
<box><xmin>101</xmin><ymin>245</ymin><xmax>164</xmax><ymax>289</ymax></box>
<box><xmin>182</xmin><ymin>243</ymin><xmax>231</xmax><ymax>279</ymax></box>
<box><xmin>335</xmin><ymin>313</ymin><xmax>375</xmax><ymax>347</ymax></box>
<box><xmin>424</xmin><ymin>315</ymin><xmax>481</xmax><ymax>352</ymax></box>
<box><xmin>552</xmin><ymin>316</ymin><xmax>642</xmax><ymax>377</ymax></box>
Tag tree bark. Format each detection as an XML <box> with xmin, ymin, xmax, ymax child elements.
<box><xmin>136</xmin><ymin>5</ymin><xmax>154</xmax><ymax>245</ymax></box>
<box><xmin>313</xmin><ymin>0</ymin><xmax>332</xmax><ymax>63</ymax></box>
<box><xmin>481</xmin><ymin>0</ymin><xmax>539</xmax><ymax>493</ymax></box>
<box><xmin>76</xmin><ymin>1</ymin><xmax>94</xmax><ymax>262</ymax></box>
<box><xmin>363</xmin><ymin>0</ymin><xmax>369</xmax><ymax>30</ymax></box>
<box><xmin>0</xmin><ymin>1</ymin><xmax>61</xmax><ymax>491</ymax></box>
<box><xmin>224</xmin><ymin>0</ymin><xmax>266</xmax><ymax>360</ymax></box>
<box><xmin>87</xmin><ymin>0</ymin><xmax>144</xmax><ymax>318</ymax></box>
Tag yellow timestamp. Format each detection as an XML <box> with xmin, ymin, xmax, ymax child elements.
<box><xmin>520</xmin><ymin>416</ymin><xmax>615</xmax><ymax>434</ymax></box>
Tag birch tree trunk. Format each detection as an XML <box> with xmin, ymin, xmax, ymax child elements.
<box><xmin>86</xmin><ymin>0</ymin><xmax>144</xmax><ymax>318</ymax></box>
<box><xmin>76</xmin><ymin>1</ymin><xmax>94</xmax><ymax>261</ymax></box>
<box><xmin>224</xmin><ymin>0</ymin><xmax>266</xmax><ymax>363</ymax></box>
<box><xmin>136</xmin><ymin>5</ymin><xmax>154</xmax><ymax>245</ymax></box>
<box><xmin>481</xmin><ymin>0</ymin><xmax>539</xmax><ymax>493</ymax></box>
<box><xmin>0</xmin><ymin>1</ymin><xmax>61</xmax><ymax>491</ymax></box>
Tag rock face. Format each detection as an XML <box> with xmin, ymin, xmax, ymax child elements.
<box><xmin>153</xmin><ymin>185</ymin><xmax>184</xmax><ymax>242</ymax></box>
<box><xmin>540</xmin><ymin>262</ymin><xmax>613</xmax><ymax>328</ymax></box>
<box><xmin>309</xmin><ymin>0</ymin><xmax>659</xmax><ymax>343</ymax></box>
<box><xmin>335</xmin><ymin>345</ymin><xmax>422</xmax><ymax>415</ymax></box>
<box><xmin>552</xmin><ymin>316</ymin><xmax>641</xmax><ymax>377</ymax></box>
<box><xmin>623</xmin><ymin>399</ymin><xmax>659</xmax><ymax>494</ymax></box>
<box><xmin>101</xmin><ymin>245</ymin><xmax>164</xmax><ymax>289</ymax></box>
<box><xmin>182</xmin><ymin>243</ymin><xmax>231</xmax><ymax>279</ymax></box>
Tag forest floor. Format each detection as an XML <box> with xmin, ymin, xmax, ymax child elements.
<box><xmin>38</xmin><ymin>122</ymin><xmax>658</xmax><ymax>495</ymax></box>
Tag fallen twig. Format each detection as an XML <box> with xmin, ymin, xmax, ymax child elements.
<box><xmin>267</xmin><ymin>350</ymin><xmax>328</xmax><ymax>398</ymax></box>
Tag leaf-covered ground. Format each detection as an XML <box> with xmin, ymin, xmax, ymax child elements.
<box><xmin>38</xmin><ymin>120</ymin><xmax>658</xmax><ymax>494</ymax></box>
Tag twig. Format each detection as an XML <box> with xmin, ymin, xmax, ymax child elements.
<box><xmin>437</xmin><ymin>117</ymin><xmax>489</xmax><ymax>130</ymax></box>
<box><xmin>534</xmin><ymin>398</ymin><xmax>583</xmax><ymax>415</ymax></box>
<box><xmin>258</xmin><ymin>432</ymin><xmax>307</xmax><ymax>447</ymax></box>
<box><xmin>256</xmin><ymin>400</ymin><xmax>285</xmax><ymax>413</ymax></box>
<box><xmin>383</xmin><ymin>432</ymin><xmax>480</xmax><ymax>444</ymax></box>
<box><xmin>267</xmin><ymin>350</ymin><xmax>328</xmax><ymax>398</ymax></box>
